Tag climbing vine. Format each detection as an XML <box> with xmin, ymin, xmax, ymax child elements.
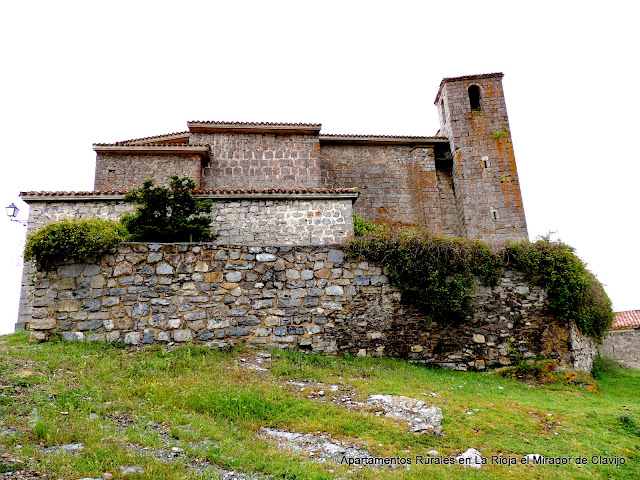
<box><xmin>505</xmin><ymin>236</ymin><xmax>614</xmax><ymax>341</ymax></box>
<box><xmin>347</xmin><ymin>227</ymin><xmax>502</xmax><ymax>326</ymax></box>
<box><xmin>347</xmin><ymin>224</ymin><xmax>613</xmax><ymax>339</ymax></box>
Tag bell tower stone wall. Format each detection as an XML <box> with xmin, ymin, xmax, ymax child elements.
<box><xmin>435</xmin><ymin>73</ymin><xmax>528</xmax><ymax>243</ymax></box>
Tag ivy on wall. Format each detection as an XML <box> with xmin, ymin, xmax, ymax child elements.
<box><xmin>506</xmin><ymin>236</ymin><xmax>614</xmax><ymax>341</ymax></box>
<box><xmin>348</xmin><ymin>217</ymin><xmax>613</xmax><ymax>340</ymax></box>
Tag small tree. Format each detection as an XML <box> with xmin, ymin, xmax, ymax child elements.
<box><xmin>122</xmin><ymin>176</ymin><xmax>216</xmax><ymax>242</ymax></box>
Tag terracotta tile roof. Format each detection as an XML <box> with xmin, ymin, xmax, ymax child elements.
<box><xmin>612</xmin><ymin>310</ymin><xmax>640</xmax><ymax>329</ymax></box>
<box><xmin>188</xmin><ymin>121</ymin><xmax>321</xmax><ymax>127</ymax></box>
<box><xmin>93</xmin><ymin>142</ymin><xmax>193</xmax><ymax>147</ymax></box>
<box><xmin>193</xmin><ymin>188</ymin><xmax>358</xmax><ymax>194</ymax></box>
<box><xmin>21</xmin><ymin>190</ymin><xmax>128</xmax><ymax>196</ymax></box>
<box><xmin>20</xmin><ymin>188</ymin><xmax>358</xmax><ymax>197</ymax></box>
<box><xmin>435</xmin><ymin>72</ymin><xmax>504</xmax><ymax>104</ymax></box>
<box><xmin>188</xmin><ymin>121</ymin><xmax>322</xmax><ymax>135</ymax></box>
<box><xmin>114</xmin><ymin>132</ymin><xmax>190</xmax><ymax>145</ymax></box>
<box><xmin>319</xmin><ymin>134</ymin><xmax>448</xmax><ymax>146</ymax></box>
<box><xmin>440</xmin><ymin>72</ymin><xmax>504</xmax><ymax>85</ymax></box>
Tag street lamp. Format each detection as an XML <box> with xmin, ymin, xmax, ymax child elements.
<box><xmin>5</xmin><ymin>203</ymin><xmax>27</xmax><ymax>226</ymax></box>
<box><xmin>6</xmin><ymin>203</ymin><xmax>19</xmax><ymax>218</ymax></box>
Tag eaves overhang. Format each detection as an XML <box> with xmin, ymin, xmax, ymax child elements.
<box><xmin>319</xmin><ymin>134</ymin><xmax>449</xmax><ymax>146</ymax></box>
<box><xmin>188</xmin><ymin>121</ymin><xmax>322</xmax><ymax>135</ymax></box>
<box><xmin>92</xmin><ymin>144</ymin><xmax>211</xmax><ymax>162</ymax></box>
<box><xmin>20</xmin><ymin>188</ymin><xmax>359</xmax><ymax>203</ymax></box>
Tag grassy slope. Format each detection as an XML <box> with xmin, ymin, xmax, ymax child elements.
<box><xmin>0</xmin><ymin>331</ymin><xmax>638</xmax><ymax>479</ymax></box>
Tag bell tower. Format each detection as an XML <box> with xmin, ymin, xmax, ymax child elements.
<box><xmin>435</xmin><ymin>73</ymin><xmax>528</xmax><ymax>243</ymax></box>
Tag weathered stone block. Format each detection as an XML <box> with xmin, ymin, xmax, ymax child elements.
<box><xmin>327</xmin><ymin>250</ymin><xmax>344</xmax><ymax>264</ymax></box>
<box><xmin>131</xmin><ymin>303</ymin><xmax>150</xmax><ymax>318</ymax></box>
<box><xmin>142</xmin><ymin>329</ymin><xmax>155</xmax><ymax>344</ymax></box>
<box><xmin>208</xmin><ymin>318</ymin><xmax>230</xmax><ymax>330</ymax></box>
<box><xmin>29</xmin><ymin>318</ymin><xmax>57</xmax><ymax>330</ymax></box>
<box><xmin>58</xmin><ymin>264</ymin><xmax>84</xmax><ymax>278</ymax></box>
<box><xmin>58</xmin><ymin>299</ymin><xmax>80</xmax><ymax>312</ymax></box>
<box><xmin>184</xmin><ymin>310</ymin><xmax>206</xmax><ymax>321</ymax></box>
<box><xmin>238</xmin><ymin>316</ymin><xmax>260</xmax><ymax>326</ymax></box>
<box><xmin>156</xmin><ymin>263</ymin><xmax>174</xmax><ymax>275</ymax></box>
<box><xmin>173</xmin><ymin>330</ymin><xmax>193</xmax><ymax>342</ymax></box>
<box><xmin>77</xmin><ymin>320</ymin><xmax>103</xmax><ymax>331</ymax></box>
<box><xmin>62</xmin><ymin>331</ymin><xmax>85</xmax><ymax>342</ymax></box>
<box><xmin>81</xmin><ymin>300</ymin><xmax>101</xmax><ymax>312</ymax></box>
<box><xmin>325</xmin><ymin>285</ymin><xmax>344</xmax><ymax>296</ymax></box>
<box><xmin>226</xmin><ymin>327</ymin><xmax>250</xmax><ymax>337</ymax></box>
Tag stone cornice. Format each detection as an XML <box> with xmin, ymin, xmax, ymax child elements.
<box><xmin>92</xmin><ymin>144</ymin><xmax>210</xmax><ymax>161</ymax></box>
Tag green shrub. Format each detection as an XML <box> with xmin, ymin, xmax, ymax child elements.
<box><xmin>347</xmin><ymin>228</ymin><xmax>502</xmax><ymax>325</ymax></box>
<box><xmin>23</xmin><ymin>218</ymin><xmax>129</xmax><ymax>268</ymax></box>
<box><xmin>506</xmin><ymin>236</ymin><xmax>614</xmax><ymax>340</ymax></box>
<box><xmin>353</xmin><ymin>213</ymin><xmax>386</xmax><ymax>236</ymax></box>
<box><xmin>122</xmin><ymin>176</ymin><xmax>217</xmax><ymax>242</ymax></box>
<box><xmin>348</xmin><ymin>224</ymin><xmax>613</xmax><ymax>339</ymax></box>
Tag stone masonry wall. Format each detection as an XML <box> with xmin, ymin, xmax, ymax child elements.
<box><xmin>21</xmin><ymin>244</ymin><xmax>597</xmax><ymax>371</ymax></box>
<box><xmin>436</xmin><ymin>74</ymin><xmax>528</xmax><ymax>243</ymax></box>
<box><xmin>319</xmin><ymin>145</ymin><xmax>420</xmax><ymax>225</ymax></box>
<box><xmin>211</xmin><ymin>199</ymin><xmax>353</xmax><ymax>246</ymax></box>
<box><xmin>17</xmin><ymin>196</ymin><xmax>355</xmax><ymax>330</ymax></box>
<box><xmin>94</xmin><ymin>153</ymin><xmax>203</xmax><ymax>190</ymax></box>
<box><xmin>192</xmin><ymin>133</ymin><xmax>321</xmax><ymax>190</ymax></box>
<box><xmin>600</xmin><ymin>329</ymin><xmax>640</xmax><ymax>369</ymax></box>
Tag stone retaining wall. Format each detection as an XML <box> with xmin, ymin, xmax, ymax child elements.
<box><xmin>19</xmin><ymin>243</ymin><xmax>597</xmax><ymax>371</ymax></box>
<box><xmin>600</xmin><ymin>329</ymin><xmax>640</xmax><ymax>369</ymax></box>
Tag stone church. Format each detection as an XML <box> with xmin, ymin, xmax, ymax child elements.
<box><xmin>72</xmin><ymin>72</ymin><xmax>528</xmax><ymax>244</ymax></box>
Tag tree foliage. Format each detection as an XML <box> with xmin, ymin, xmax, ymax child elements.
<box><xmin>121</xmin><ymin>176</ymin><xmax>216</xmax><ymax>242</ymax></box>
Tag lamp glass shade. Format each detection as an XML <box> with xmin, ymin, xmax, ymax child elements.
<box><xmin>6</xmin><ymin>203</ymin><xmax>19</xmax><ymax>218</ymax></box>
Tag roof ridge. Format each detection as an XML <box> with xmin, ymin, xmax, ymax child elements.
<box><xmin>93</xmin><ymin>142</ymin><xmax>195</xmax><ymax>147</ymax></box>
<box><xmin>320</xmin><ymin>133</ymin><xmax>447</xmax><ymax>139</ymax></box>
<box><xmin>188</xmin><ymin>120</ymin><xmax>321</xmax><ymax>127</ymax></box>
<box><xmin>113</xmin><ymin>131</ymin><xmax>189</xmax><ymax>145</ymax></box>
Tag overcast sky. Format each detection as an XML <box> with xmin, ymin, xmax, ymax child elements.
<box><xmin>1</xmin><ymin>1</ymin><xmax>638</xmax><ymax>334</ymax></box>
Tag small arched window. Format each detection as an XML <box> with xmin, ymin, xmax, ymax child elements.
<box><xmin>468</xmin><ymin>85</ymin><xmax>481</xmax><ymax>111</ymax></box>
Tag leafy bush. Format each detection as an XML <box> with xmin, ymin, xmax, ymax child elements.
<box><xmin>23</xmin><ymin>218</ymin><xmax>129</xmax><ymax>268</ymax></box>
<box><xmin>347</xmin><ymin>228</ymin><xmax>502</xmax><ymax>325</ymax></box>
<box><xmin>348</xmin><ymin>224</ymin><xmax>613</xmax><ymax>339</ymax></box>
<box><xmin>353</xmin><ymin>213</ymin><xmax>386</xmax><ymax>236</ymax></box>
<box><xmin>122</xmin><ymin>176</ymin><xmax>217</xmax><ymax>242</ymax></box>
<box><xmin>506</xmin><ymin>236</ymin><xmax>614</xmax><ymax>340</ymax></box>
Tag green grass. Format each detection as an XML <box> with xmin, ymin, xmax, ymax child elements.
<box><xmin>0</xmin><ymin>330</ymin><xmax>638</xmax><ymax>479</ymax></box>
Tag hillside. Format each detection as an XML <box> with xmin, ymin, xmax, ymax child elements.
<box><xmin>0</xmin><ymin>331</ymin><xmax>638</xmax><ymax>479</ymax></box>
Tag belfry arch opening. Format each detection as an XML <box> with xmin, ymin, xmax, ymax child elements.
<box><xmin>468</xmin><ymin>85</ymin><xmax>481</xmax><ymax>111</ymax></box>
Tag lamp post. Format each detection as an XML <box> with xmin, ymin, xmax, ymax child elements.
<box><xmin>5</xmin><ymin>203</ymin><xmax>27</xmax><ymax>226</ymax></box>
